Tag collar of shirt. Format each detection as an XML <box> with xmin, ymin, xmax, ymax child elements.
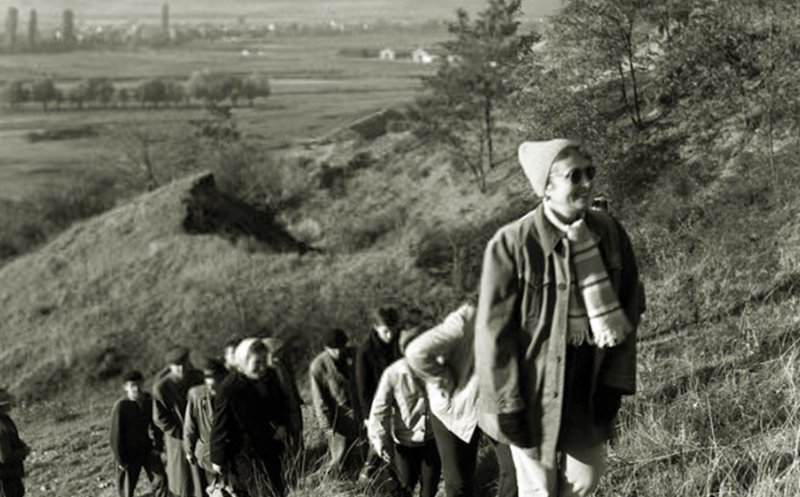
<box><xmin>532</xmin><ymin>204</ymin><xmax>564</xmax><ymax>257</ymax></box>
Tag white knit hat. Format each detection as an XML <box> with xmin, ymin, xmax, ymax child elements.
<box><xmin>234</xmin><ymin>338</ymin><xmax>262</xmax><ymax>371</ymax></box>
<box><xmin>518</xmin><ymin>139</ymin><xmax>580</xmax><ymax>197</ymax></box>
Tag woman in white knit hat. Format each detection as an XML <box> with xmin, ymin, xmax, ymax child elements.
<box><xmin>474</xmin><ymin>140</ymin><xmax>645</xmax><ymax>497</ymax></box>
<box><xmin>209</xmin><ymin>339</ymin><xmax>290</xmax><ymax>497</ymax></box>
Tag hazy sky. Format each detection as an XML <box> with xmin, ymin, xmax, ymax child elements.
<box><xmin>0</xmin><ymin>0</ymin><xmax>562</xmax><ymax>25</ymax></box>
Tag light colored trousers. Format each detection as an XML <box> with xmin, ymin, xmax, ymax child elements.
<box><xmin>509</xmin><ymin>444</ymin><xmax>607</xmax><ymax>497</ymax></box>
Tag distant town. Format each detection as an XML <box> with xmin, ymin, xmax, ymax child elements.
<box><xmin>0</xmin><ymin>3</ymin><xmax>464</xmax><ymax>54</ymax></box>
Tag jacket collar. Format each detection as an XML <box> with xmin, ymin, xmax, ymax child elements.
<box><xmin>532</xmin><ymin>204</ymin><xmax>562</xmax><ymax>257</ymax></box>
<box><xmin>369</xmin><ymin>329</ymin><xmax>397</xmax><ymax>352</ymax></box>
<box><xmin>532</xmin><ymin>203</ymin><xmax>606</xmax><ymax>257</ymax></box>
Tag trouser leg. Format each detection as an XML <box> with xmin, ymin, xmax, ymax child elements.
<box><xmin>430</xmin><ymin>414</ymin><xmax>480</xmax><ymax>497</ymax></box>
<box><xmin>509</xmin><ymin>444</ymin><xmax>607</xmax><ymax>497</ymax></box>
<box><xmin>559</xmin><ymin>444</ymin><xmax>606</xmax><ymax>497</ymax></box>
<box><xmin>509</xmin><ymin>446</ymin><xmax>557</xmax><ymax>497</ymax></box>
<box><xmin>492</xmin><ymin>441</ymin><xmax>518</xmax><ymax>497</ymax></box>
<box><xmin>264</xmin><ymin>454</ymin><xmax>287</xmax><ymax>497</ymax></box>
<box><xmin>327</xmin><ymin>431</ymin><xmax>348</xmax><ymax>473</ymax></box>
<box><xmin>0</xmin><ymin>478</ymin><xmax>25</xmax><ymax>497</ymax></box>
<box><xmin>165</xmin><ymin>436</ymin><xmax>193</xmax><ymax>497</ymax></box>
<box><xmin>142</xmin><ymin>451</ymin><xmax>170</xmax><ymax>497</ymax></box>
<box><xmin>392</xmin><ymin>444</ymin><xmax>421</xmax><ymax>497</ymax></box>
<box><xmin>190</xmin><ymin>462</ymin><xmax>208</xmax><ymax>497</ymax></box>
<box><xmin>359</xmin><ymin>445</ymin><xmax>384</xmax><ymax>480</ymax></box>
<box><xmin>419</xmin><ymin>438</ymin><xmax>442</xmax><ymax>497</ymax></box>
<box><xmin>116</xmin><ymin>461</ymin><xmax>142</xmax><ymax>497</ymax></box>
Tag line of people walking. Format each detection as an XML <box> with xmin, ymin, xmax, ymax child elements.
<box><xmin>0</xmin><ymin>138</ymin><xmax>644</xmax><ymax>497</ymax></box>
<box><xmin>109</xmin><ymin>339</ymin><xmax>301</xmax><ymax>497</ymax></box>
<box><xmin>308</xmin><ymin>138</ymin><xmax>645</xmax><ymax>497</ymax></box>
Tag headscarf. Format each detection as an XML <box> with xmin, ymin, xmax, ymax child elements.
<box><xmin>233</xmin><ymin>338</ymin><xmax>260</xmax><ymax>372</ymax></box>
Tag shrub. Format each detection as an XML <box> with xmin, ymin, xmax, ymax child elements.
<box><xmin>346</xmin><ymin>151</ymin><xmax>374</xmax><ymax>171</ymax></box>
<box><xmin>326</xmin><ymin>207</ymin><xmax>405</xmax><ymax>252</ymax></box>
<box><xmin>316</xmin><ymin>163</ymin><xmax>347</xmax><ymax>196</ymax></box>
<box><xmin>35</xmin><ymin>173</ymin><xmax>118</xmax><ymax>230</ymax></box>
<box><xmin>411</xmin><ymin>196</ymin><xmax>531</xmax><ymax>295</ymax></box>
<box><xmin>0</xmin><ymin>172</ymin><xmax>118</xmax><ymax>266</ymax></box>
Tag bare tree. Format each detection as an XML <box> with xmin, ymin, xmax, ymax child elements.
<box><xmin>554</xmin><ymin>0</ymin><xmax>651</xmax><ymax>130</ymax></box>
<box><xmin>416</xmin><ymin>0</ymin><xmax>527</xmax><ymax>191</ymax></box>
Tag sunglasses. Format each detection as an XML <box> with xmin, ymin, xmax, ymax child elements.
<box><xmin>549</xmin><ymin>165</ymin><xmax>596</xmax><ymax>185</ymax></box>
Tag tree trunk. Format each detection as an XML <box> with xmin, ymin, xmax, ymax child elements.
<box><xmin>625</xmin><ymin>30</ymin><xmax>645</xmax><ymax>129</ymax></box>
<box><xmin>484</xmin><ymin>92</ymin><xmax>495</xmax><ymax>170</ymax></box>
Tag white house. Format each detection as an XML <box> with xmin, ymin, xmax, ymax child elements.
<box><xmin>379</xmin><ymin>48</ymin><xmax>396</xmax><ymax>60</ymax></box>
<box><xmin>412</xmin><ymin>48</ymin><xmax>436</xmax><ymax>64</ymax></box>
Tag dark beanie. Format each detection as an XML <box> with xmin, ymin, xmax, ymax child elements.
<box><xmin>372</xmin><ymin>306</ymin><xmax>400</xmax><ymax>328</ymax></box>
<box><xmin>122</xmin><ymin>370</ymin><xmax>144</xmax><ymax>383</ymax></box>
<box><xmin>164</xmin><ymin>346</ymin><xmax>190</xmax><ymax>365</ymax></box>
<box><xmin>324</xmin><ymin>328</ymin><xmax>348</xmax><ymax>348</ymax></box>
<box><xmin>195</xmin><ymin>356</ymin><xmax>225</xmax><ymax>378</ymax></box>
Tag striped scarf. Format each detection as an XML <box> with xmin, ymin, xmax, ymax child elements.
<box><xmin>543</xmin><ymin>203</ymin><xmax>632</xmax><ymax>348</ymax></box>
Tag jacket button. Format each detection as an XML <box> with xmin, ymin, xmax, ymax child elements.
<box><xmin>557</xmin><ymin>283</ymin><xmax>567</xmax><ymax>291</ymax></box>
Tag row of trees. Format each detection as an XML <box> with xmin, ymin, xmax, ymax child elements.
<box><xmin>0</xmin><ymin>71</ymin><xmax>271</xmax><ymax>111</ymax></box>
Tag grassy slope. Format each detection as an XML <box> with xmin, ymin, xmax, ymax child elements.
<box><xmin>0</xmin><ymin>127</ymin><xmax>532</xmax><ymax>496</ymax></box>
<box><xmin>3</xmin><ymin>105</ymin><xmax>800</xmax><ymax>496</ymax></box>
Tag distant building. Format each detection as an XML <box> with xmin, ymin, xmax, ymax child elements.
<box><xmin>27</xmin><ymin>9</ymin><xmax>37</xmax><ymax>47</ymax></box>
<box><xmin>6</xmin><ymin>7</ymin><xmax>19</xmax><ymax>48</ymax></box>
<box><xmin>412</xmin><ymin>48</ymin><xmax>435</xmax><ymax>64</ymax></box>
<box><xmin>161</xmin><ymin>4</ymin><xmax>169</xmax><ymax>36</ymax></box>
<box><xmin>62</xmin><ymin>9</ymin><xmax>75</xmax><ymax>45</ymax></box>
<box><xmin>379</xmin><ymin>48</ymin><xmax>395</xmax><ymax>60</ymax></box>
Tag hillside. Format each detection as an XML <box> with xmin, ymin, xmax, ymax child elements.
<box><xmin>3</xmin><ymin>114</ymin><xmax>800</xmax><ymax>496</ymax></box>
<box><xmin>4</xmin><ymin>0</ymin><xmax>800</xmax><ymax>494</ymax></box>
<box><xmin>0</xmin><ymin>125</ymin><xmax>541</xmax><ymax>496</ymax></box>
<box><xmin>0</xmin><ymin>129</ymin><xmax>527</xmax><ymax>399</ymax></box>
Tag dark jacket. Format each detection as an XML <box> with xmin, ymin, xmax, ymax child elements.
<box><xmin>272</xmin><ymin>361</ymin><xmax>304</xmax><ymax>443</ymax></box>
<box><xmin>475</xmin><ymin>206</ymin><xmax>644</xmax><ymax>464</ymax></box>
<box><xmin>356</xmin><ymin>331</ymin><xmax>400</xmax><ymax>419</ymax></box>
<box><xmin>0</xmin><ymin>412</ymin><xmax>26</xmax><ymax>479</ymax></box>
<box><xmin>309</xmin><ymin>347</ymin><xmax>360</xmax><ymax>434</ymax></box>
<box><xmin>209</xmin><ymin>369</ymin><xmax>289</xmax><ymax>489</ymax></box>
<box><xmin>183</xmin><ymin>385</ymin><xmax>215</xmax><ymax>472</ymax></box>
<box><xmin>152</xmin><ymin>372</ymin><xmax>201</xmax><ymax>441</ymax></box>
<box><xmin>110</xmin><ymin>393</ymin><xmax>160</xmax><ymax>465</ymax></box>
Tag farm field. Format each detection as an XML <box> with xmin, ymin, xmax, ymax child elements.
<box><xmin>0</xmin><ymin>31</ymin><xmax>440</xmax><ymax>201</ymax></box>
<box><xmin>0</xmin><ymin>31</ymin><xmax>446</xmax><ymax>82</ymax></box>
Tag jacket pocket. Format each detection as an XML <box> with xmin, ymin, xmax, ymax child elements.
<box><xmin>521</xmin><ymin>273</ymin><xmax>551</xmax><ymax>332</ymax></box>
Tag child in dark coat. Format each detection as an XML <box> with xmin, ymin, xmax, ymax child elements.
<box><xmin>110</xmin><ymin>371</ymin><xmax>168</xmax><ymax>497</ymax></box>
